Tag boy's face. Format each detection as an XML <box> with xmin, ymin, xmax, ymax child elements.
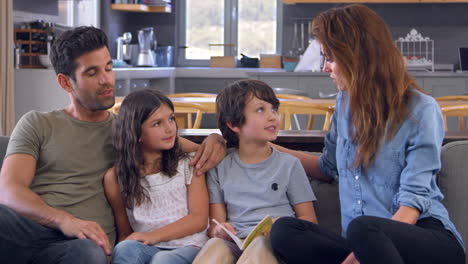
<box><xmin>233</xmin><ymin>95</ymin><xmax>280</xmax><ymax>144</ymax></box>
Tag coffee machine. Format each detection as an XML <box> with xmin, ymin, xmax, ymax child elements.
<box><xmin>137</xmin><ymin>27</ymin><xmax>156</xmax><ymax>66</ymax></box>
<box><xmin>116</xmin><ymin>32</ymin><xmax>132</xmax><ymax>65</ymax></box>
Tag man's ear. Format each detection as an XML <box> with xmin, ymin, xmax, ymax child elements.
<box><xmin>226</xmin><ymin>121</ymin><xmax>240</xmax><ymax>133</ymax></box>
<box><xmin>57</xmin><ymin>73</ymin><xmax>74</xmax><ymax>93</ymax></box>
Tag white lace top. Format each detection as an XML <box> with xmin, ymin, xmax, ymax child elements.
<box><xmin>126</xmin><ymin>154</ymin><xmax>208</xmax><ymax>248</ymax></box>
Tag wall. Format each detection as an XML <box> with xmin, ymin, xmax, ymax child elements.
<box><xmin>13</xmin><ymin>0</ymin><xmax>59</xmax><ymax>23</ymax></box>
<box><xmin>282</xmin><ymin>3</ymin><xmax>468</xmax><ymax>66</ymax></box>
<box><xmin>13</xmin><ymin>0</ymin><xmax>57</xmax><ymax>15</ymax></box>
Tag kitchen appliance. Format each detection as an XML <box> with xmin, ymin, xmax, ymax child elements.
<box><xmin>116</xmin><ymin>32</ymin><xmax>132</xmax><ymax>64</ymax></box>
<box><xmin>155</xmin><ymin>45</ymin><xmax>174</xmax><ymax>67</ymax></box>
<box><xmin>459</xmin><ymin>47</ymin><xmax>468</xmax><ymax>72</ymax></box>
<box><xmin>137</xmin><ymin>27</ymin><xmax>156</xmax><ymax>66</ymax></box>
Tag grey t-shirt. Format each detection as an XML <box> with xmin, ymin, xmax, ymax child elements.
<box><xmin>207</xmin><ymin>147</ymin><xmax>316</xmax><ymax>238</ymax></box>
<box><xmin>6</xmin><ymin>110</ymin><xmax>116</xmax><ymax>243</ymax></box>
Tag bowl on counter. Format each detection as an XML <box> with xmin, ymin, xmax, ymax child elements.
<box><xmin>38</xmin><ymin>55</ymin><xmax>52</xmax><ymax>68</ymax></box>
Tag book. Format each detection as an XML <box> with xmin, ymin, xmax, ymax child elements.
<box><xmin>212</xmin><ymin>215</ymin><xmax>273</xmax><ymax>250</ymax></box>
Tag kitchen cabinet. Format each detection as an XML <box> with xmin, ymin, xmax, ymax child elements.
<box><xmin>111</xmin><ymin>4</ymin><xmax>171</xmax><ymax>13</ymax></box>
<box><xmin>298</xmin><ymin>76</ymin><xmax>335</xmax><ymax>98</ymax></box>
<box><xmin>258</xmin><ymin>76</ymin><xmax>300</xmax><ymax>92</ymax></box>
<box><xmin>424</xmin><ymin>77</ymin><xmax>467</xmax><ymax>97</ymax></box>
<box><xmin>174</xmin><ymin>78</ymin><xmax>242</xmax><ymax>94</ymax></box>
<box><xmin>283</xmin><ymin>0</ymin><xmax>468</xmax><ymax>3</ymax></box>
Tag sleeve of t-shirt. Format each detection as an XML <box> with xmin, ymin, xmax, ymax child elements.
<box><xmin>207</xmin><ymin>166</ymin><xmax>224</xmax><ymax>204</ymax></box>
<box><xmin>287</xmin><ymin>157</ymin><xmax>317</xmax><ymax>204</ymax></box>
<box><xmin>6</xmin><ymin>111</ymin><xmax>43</xmax><ymax>160</ymax></box>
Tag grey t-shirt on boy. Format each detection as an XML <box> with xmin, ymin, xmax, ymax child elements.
<box><xmin>207</xmin><ymin>147</ymin><xmax>316</xmax><ymax>238</ymax></box>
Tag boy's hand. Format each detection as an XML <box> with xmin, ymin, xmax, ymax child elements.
<box><xmin>191</xmin><ymin>133</ymin><xmax>226</xmax><ymax>175</ymax></box>
<box><xmin>125</xmin><ymin>232</ymin><xmax>158</xmax><ymax>245</ymax></box>
<box><xmin>213</xmin><ymin>222</ymin><xmax>237</xmax><ymax>241</ymax></box>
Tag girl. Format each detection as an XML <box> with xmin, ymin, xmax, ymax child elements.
<box><xmin>104</xmin><ymin>89</ymin><xmax>209</xmax><ymax>264</ymax></box>
<box><xmin>270</xmin><ymin>4</ymin><xmax>465</xmax><ymax>264</ymax></box>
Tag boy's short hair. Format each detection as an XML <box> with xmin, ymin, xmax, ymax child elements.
<box><xmin>216</xmin><ymin>79</ymin><xmax>280</xmax><ymax>147</ymax></box>
<box><xmin>50</xmin><ymin>26</ymin><xmax>109</xmax><ymax>81</ymax></box>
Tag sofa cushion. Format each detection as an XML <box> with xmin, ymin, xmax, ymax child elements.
<box><xmin>438</xmin><ymin>140</ymin><xmax>468</xmax><ymax>254</ymax></box>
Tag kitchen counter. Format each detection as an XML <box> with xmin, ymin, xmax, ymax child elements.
<box><xmin>113</xmin><ymin>66</ymin><xmax>468</xmax><ymax>78</ymax></box>
<box><xmin>114</xmin><ymin>67</ymin><xmax>283</xmax><ymax>79</ymax></box>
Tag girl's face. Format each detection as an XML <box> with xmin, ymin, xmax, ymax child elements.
<box><xmin>139</xmin><ymin>104</ymin><xmax>177</xmax><ymax>153</ymax></box>
<box><xmin>321</xmin><ymin>46</ymin><xmax>346</xmax><ymax>91</ymax></box>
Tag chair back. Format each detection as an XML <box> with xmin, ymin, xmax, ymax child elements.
<box><xmin>440</xmin><ymin>104</ymin><xmax>468</xmax><ymax>131</ymax></box>
<box><xmin>435</xmin><ymin>95</ymin><xmax>468</xmax><ymax>101</ymax></box>
<box><xmin>173</xmin><ymin>101</ymin><xmax>210</xmax><ymax>128</ymax></box>
<box><xmin>167</xmin><ymin>93</ymin><xmax>217</xmax><ymax>98</ymax></box>
<box><xmin>0</xmin><ymin>136</ymin><xmax>9</xmax><ymax>169</ymax></box>
<box><xmin>276</xmin><ymin>94</ymin><xmax>312</xmax><ymax>100</ymax></box>
<box><xmin>279</xmin><ymin>101</ymin><xmax>334</xmax><ymax>131</ymax></box>
<box><xmin>438</xmin><ymin>140</ymin><xmax>468</xmax><ymax>261</ymax></box>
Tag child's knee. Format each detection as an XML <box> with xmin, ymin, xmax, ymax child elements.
<box><xmin>193</xmin><ymin>238</ymin><xmax>236</xmax><ymax>264</ymax></box>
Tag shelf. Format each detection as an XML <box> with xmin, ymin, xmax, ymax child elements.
<box><xmin>22</xmin><ymin>53</ymin><xmax>47</xmax><ymax>56</ymax></box>
<box><xmin>15</xmin><ymin>40</ymin><xmax>46</xmax><ymax>45</ymax></box>
<box><xmin>14</xmin><ymin>29</ymin><xmax>47</xmax><ymax>33</ymax></box>
<box><xmin>111</xmin><ymin>4</ymin><xmax>171</xmax><ymax>13</ymax></box>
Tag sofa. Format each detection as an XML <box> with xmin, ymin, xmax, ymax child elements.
<box><xmin>0</xmin><ymin>136</ymin><xmax>466</xmax><ymax>262</ymax></box>
<box><xmin>0</xmin><ymin>136</ymin><xmax>8</xmax><ymax>168</ymax></box>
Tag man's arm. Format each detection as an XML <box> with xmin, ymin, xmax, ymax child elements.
<box><xmin>0</xmin><ymin>154</ymin><xmax>112</xmax><ymax>255</ymax></box>
<box><xmin>179</xmin><ymin>133</ymin><xmax>226</xmax><ymax>175</ymax></box>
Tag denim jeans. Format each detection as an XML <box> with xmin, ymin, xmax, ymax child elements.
<box><xmin>112</xmin><ymin>240</ymin><xmax>200</xmax><ymax>264</ymax></box>
<box><xmin>0</xmin><ymin>204</ymin><xmax>107</xmax><ymax>264</ymax></box>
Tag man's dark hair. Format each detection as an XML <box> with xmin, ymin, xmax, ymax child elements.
<box><xmin>50</xmin><ymin>26</ymin><xmax>109</xmax><ymax>81</ymax></box>
<box><xmin>216</xmin><ymin>79</ymin><xmax>279</xmax><ymax>148</ymax></box>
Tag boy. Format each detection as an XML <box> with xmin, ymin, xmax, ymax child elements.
<box><xmin>193</xmin><ymin>80</ymin><xmax>317</xmax><ymax>264</ymax></box>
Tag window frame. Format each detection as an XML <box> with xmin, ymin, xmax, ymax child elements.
<box><xmin>176</xmin><ymin>0</ymin><xmax>283</xmax><ymax>67</ymax></box>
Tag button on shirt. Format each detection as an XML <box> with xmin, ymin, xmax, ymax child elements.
<box><xmin>318</xmin><ymin>90</ymin><xmax>464</xmax><ymax>249</ymax></box>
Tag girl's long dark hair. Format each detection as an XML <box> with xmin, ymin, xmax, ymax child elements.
<box><xmin>113</xmin><ymin>89</ymin><xmax>185</xmax><ymax>208</ymax></box>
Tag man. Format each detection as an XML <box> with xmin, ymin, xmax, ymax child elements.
<box><xmin>0</xmin><ymin>26</ymin><xmax>225</xmax><ymax>264</ymax></box>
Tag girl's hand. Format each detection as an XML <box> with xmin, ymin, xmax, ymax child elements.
<box><xmin>342</xmin><ymin>252</ymin><xmax>360</xmax><ymax>264</ymax></box>
<box><xmin>213</xmin><ymin>222</ymin><xmax>237</xmax><ymax>241</ymax></box>
<box><xmin>125</xmin><ymin>232</ymin><xmax>158</xmax><ymax>245</ymax></box>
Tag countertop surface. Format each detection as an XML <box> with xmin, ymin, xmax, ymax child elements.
<box><xmin>17</xmin><ymin>67</ymin><xmax>468</xmax><ymax>79</ymax></box>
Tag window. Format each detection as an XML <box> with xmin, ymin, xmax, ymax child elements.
<box><xmin>58</xmin><ymin>0</ymin><xmax>100</xmax><ymax>28</ymax></box>
<box><xmin>178</xmin><ymin>0</ymin><xmax>282</xmax><ymax>66</ymax></box>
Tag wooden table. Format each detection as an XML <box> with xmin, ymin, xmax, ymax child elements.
<box><xmin>169</xmin><ymin>97</ymin><xmax>336</xmax><ymax>113</ymax></box>
<box><xmin>178</xmin><ymin>129</ymin><xmax>468</xmax><ymax>152</ymax></box>
<box><xmin>117</xmin><ymin>96</ymin><xmax>463</xmax><ymax>110</ymax></box>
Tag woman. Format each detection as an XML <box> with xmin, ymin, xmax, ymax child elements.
<box><xmin>270</xmin><ymin>4</ymin><xmax>465</xmax><ymax>264</ymax></box>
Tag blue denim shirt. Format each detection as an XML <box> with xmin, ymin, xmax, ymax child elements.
<box><xmin>319</xmin><ymin>90</ymin><xmax>464</xmax><ymax>249</ymax></box>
